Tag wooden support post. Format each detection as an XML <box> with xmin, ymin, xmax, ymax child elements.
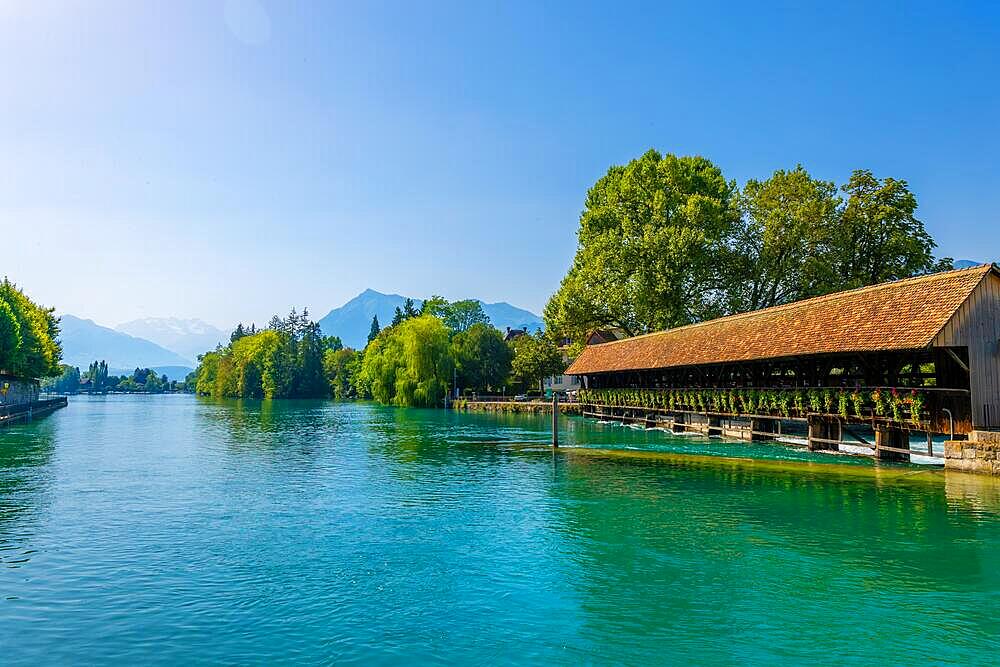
<box><xmin>808</xmin><ymin>417</ymin><xmax>840</xmax><ymax>452</ymax></box>
<box><xmin>708</xmin><ymin>415</ymin><xmax>722</xmax><ymax>437</ymax></box>
<box><xmin>807</xmin><ymin>416</ymin><xmax>822</xmax><ymax>450</ymax></box>
<box><xmin>751</xmin><ymin>418</ymin><xmax>776</xmax><ymax>442</ymax></box>
<box><xmin>875</xmin><ymin>426</ymin><xmax>910</xmax><ymax>462</ymax></box>
<box><xmin>552</xmin><ymin>392</ymin><xmax>559</xmax><ymax>448</ymax></box>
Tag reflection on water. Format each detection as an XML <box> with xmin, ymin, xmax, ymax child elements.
<box><xmin>1</xmin><ymin>396</ymin><xmax>999</xmax><ymax>664</ymax></box>
<box><xmin>0</xmin><ymin>419</ymin><xmax>56</xmax><ymax>571</ymax></box>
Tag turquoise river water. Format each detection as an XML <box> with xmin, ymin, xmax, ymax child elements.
<box><xmin>2</xmin><ymin>395</ymin><xmax>1000</xmax><ymax>665</ymax></box>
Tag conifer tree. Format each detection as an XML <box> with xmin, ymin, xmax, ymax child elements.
<box><xmin>367</xmin><ymin>315</ymin><xmax>381</xmax><ymax>345</ymax></box>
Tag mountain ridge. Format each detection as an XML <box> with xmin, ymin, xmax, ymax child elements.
<box><xmin>59</xmin><ymin>314</ymin><xmax>193</xmax><ymax>372</ymax></box>
<box><xmin>115</xmin><ymin>317</ymin><xmax>226</xmax><ymax>365</ymax></box>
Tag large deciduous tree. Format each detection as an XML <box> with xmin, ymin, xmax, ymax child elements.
<box><xmin>510</xmin><ymin>332</ymin><xmax>565</xmax><ymax>393</ymax></box>
<box><xmin>0</xmin><ymin>279</ymin><xmax>61</xmax><ymax>379</ymax></box>
<box><xmin>544</xmin><ymin>149</ymin><xmax>739</xmax><ymax>340</ymax></box>
<box><xmin>824</xmin><ymin>170</ymin><xmax>951</xmax><ymax>289</ymax></box>
<box><xmin>450</xmin><ymin>323</ymin><xmax>512</xmax><ymax>392</ymax></box>
<box><xmin>726</xmin><ymin>166</ymin><xmax>840</xmax><ymax>312</ymax></box>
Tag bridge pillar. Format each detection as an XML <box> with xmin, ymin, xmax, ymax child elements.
<box><xmin>808</xmin><ymin>416</ymin><xmax>841</xmax><ymax>451</ymax></box>
<box><xmin>707</xmin><ymin>415</ymin><xmax>722</xmax><ymax>437</ymax></box>
<box><xmin>875</xmin><ymin>426</ymin><xmax>910</xmax><ymax>462</ymax></box>
<box><xmin>751</xmin><ymin>418</ymin><xmax>776</xmax><ymax>442</ymax></box>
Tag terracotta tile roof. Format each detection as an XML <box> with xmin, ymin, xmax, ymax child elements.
<box><xmin>566</xmin><ymin>264</ymin><xmax>997</xmax><ymax>375</ymax></box>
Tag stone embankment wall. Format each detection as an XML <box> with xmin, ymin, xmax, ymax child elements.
<box><xmin>946</xmin><ymin>431</ymin><xmax>1000</xmax><ymax>476</ymax></box>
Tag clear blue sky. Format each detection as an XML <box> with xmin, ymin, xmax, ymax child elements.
<box><xmin>3</xmin><ymin>1</ymin><xmax>999</xmax><ymax>329</ymax></box>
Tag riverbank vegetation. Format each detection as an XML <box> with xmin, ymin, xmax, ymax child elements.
<box><xmin>194</xmin><ymin>298</ymin><xmax>565</xmax><ymax>407</ymax></box>
<box><xmin>195</xmin><ymin>309</ymin><xmax>336</xmax><ymax>399</ymax></box>
<box><xmin>0</xmin><ymin>279</ymin><xmax>62</xmax><ymax>379</ymax></box>
<box><xmin>43</xmin><ymin>361</ymin><xmax>194</xmax><ymax>394</ymax></box>
<box><xmin>544</xmin><ymin>151</ymin><xmax>953</xmax><ymax>340</ymax></box>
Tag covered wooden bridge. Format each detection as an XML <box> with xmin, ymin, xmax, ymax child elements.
<box><xmin>566</xmin><ymin>264</ymin><xmax>1000</xmax><ymax>462</ymax></box>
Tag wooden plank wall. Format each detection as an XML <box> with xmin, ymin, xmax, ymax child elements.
<box><xmin>934</xmin><ymin>271</ymin><xmax>1000</xmax><ymax>429</ymax></box>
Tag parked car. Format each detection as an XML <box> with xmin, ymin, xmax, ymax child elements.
<box><xmin>513</xmin><ymin>394</ymin><xmax>529</xmax><ymax>402</ymax></box>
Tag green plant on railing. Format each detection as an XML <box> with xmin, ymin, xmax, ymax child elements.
<box><xmin>793</xmin><ymin>391</ymin><xmax>806</xmax><ymax>415</ymax></box>
<box><xmin>870</xmin><ymin>388</ymin><xmax>886</xmax><ymax>417</ymax></box>
<box><xmin>808</xmin><ymin>389</ymin><xmax>822</xmax><ymax>414</ymax></box>
<box><xmin>822</xmin><ymin>389</ymin><xmax>834</xmax><ymax>414</ymax></box>
<box><xmin>908</xmin><ymin>389</ymin><xmax>925</xmax><ymax>428</ymax></box>
<box><xmin>890</xmin><ymin>388</ymin><xmax>904</xmax><ymax>423</ymax></box>
<box><xmin>580</xmin><ymin>386</ymin><xmax>927</xmax><ymax>426</ymax></box>
<box><xmin>851</xmin><ymin>388</ymin><xmax>866</xmax><ymax>418</ymax></box>
<box><xmin>777</xmin><ymin>391</ymin><xmax>791</xmax><ymax>417</ymax></box>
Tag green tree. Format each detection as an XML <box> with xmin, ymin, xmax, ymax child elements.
<box><xmin>0</xmin><ymin>298</ymin><xmax>22</xmax><ymax>372</ymax></box>
<box><xmin>450</xmin><ymin>322</ymin><xmax>512</xmax><ymax>392</ymax></box>
<box><xmin>442</xmin><ymin>299</ymin><xmax>489</xmax><ymax>332</ymax></box>
<box><xmin>0</xmin><ymin>279</ymin><xmax>61</xmax><ymax>378</ymax></box>
<box><xmin>367</xmin><ymin>315</ymin><xmax>381</xmax><ymax>345</ymax></box>
<box><xmin>323</xmin><ymin>347</ymin><xmax>361</xmax><ymax>399</ymax></box>
<box><xmin>358</xmin><ymin>315</ymin><xmax>453</xmax><ymax>407</ymax></box>
<box><xmin>824</xmin><ymin>170</ymin><xmax>951</xmax><ymax>290</ymax></box>
<box><xmin>727</xmin><ymin>166</ymin><xmax>840</xmax><ymax>312</ymax></box>
<box><xmin>510</xmin><ymin>332</ymin><xmax>565</xmax><ymax>393</ymax></box>
<box><xmin>420</xmin><ymin>295</ymin><xmax>449</xmax><ymax>318</ymax></box>
<box><xmin>294</xmin><ymin>321</ymin><xmax>328</xmax><ymax>397</ymax></box>
<box><xmin>41</xmin><ymin>364</ymin><xmax>80</xmax><ymax>393</ymax></box>
<box><xmin>402</xmin><ymin>298</ymin><xmax>419</xmax><ymax>319</ymax></box>
<box><xmin>418</xmin><ymin>296</ymin><xmax>489</xmax><ymax>332</ymax></box>
<box><xmin>391</xmin><ymin>307</ymin><xmax>404</xmax><ymax>327</ymax></box>
<box><xmin>544</xmin><ymin>149</ymin><xmax>739</xmax><ymax>340</ymax></box>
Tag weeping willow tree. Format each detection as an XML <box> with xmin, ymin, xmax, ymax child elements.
<box><xmin>357</xmin><ymin>315</ymin><xmax>453</xmax><ymax>407</ymax></box>
<box><xmin>0</xmin><ymin>279</ymin><xmax>62</xmax><ymax>379</ymax></box>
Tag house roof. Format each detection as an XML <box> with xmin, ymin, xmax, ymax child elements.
<box><xmin>566</xmin><ymin>264</ymin><xmax>998</xmax><ymax>375</ymax></box>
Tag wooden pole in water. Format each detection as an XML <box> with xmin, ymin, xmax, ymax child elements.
<box><xmin>552</xmin><ymin>392</ymin><xmax>559</xmax><ymax>448</ymax></box>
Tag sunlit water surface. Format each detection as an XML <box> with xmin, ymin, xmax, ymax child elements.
<box><xmin>2</xmin><ymin>396</ymin><xmax>1000</xmax><ymax>664</ymax></box>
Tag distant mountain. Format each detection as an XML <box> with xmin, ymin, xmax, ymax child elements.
<box><xmin>954</xmin><ymin>259</ymin><xmax>984</xmax><ymax>269</ymax></box>
<box><xmin>317</xmin><ymin>290</ymin><xmax>421</xmax><ymax>349</ymax></box>
<box><xmin>59</xmin><ymin>315</ymin><xmax>193</xmax><ymax>372</ymax></box>
<box><xmin>317</xmin><ymin>289</ymin><xmax>544</xmax><ymax>349</ymax></box>
<box><xmin>479</xmin><ymin>301</ymin><xmax>546</xmax><ymax>335</ymax></box>
<box><xmin>116</xmin><ymin>317</ymin><xmax>226</xmax><ymax>365</ymax></box>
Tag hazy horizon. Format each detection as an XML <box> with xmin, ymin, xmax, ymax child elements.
<box><xmin>5</xmin><ymin>1</ymin><xmax>999</xmax><ymax>329</ymax></box>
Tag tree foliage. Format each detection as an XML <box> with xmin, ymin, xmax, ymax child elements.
<box><xmin>367</xmin><ymin>315</ymin><xmax>381</xmax><ymax>346</ymax></box>
<box><xmin>825</xmin><ymin>170</ymin><xmax>950</xmax><ymax>289</ymax></box>
<box><xmin>547</xmin><ymin>152</ymin><xmax>954</xmax><ymax>339</ymax></box>
<box><xmin>324</xmin><ymin>348</ymin><xmax>362</xmax><ymax>399</ymax></box>
<box><xmin>0</xmin><ymin>279</ymin><xmax>62</xmax><ymax>378</ymax></box>
<box><xmin>510</xmin><ymin>332</ymin><xmax>565</xmax><ymax>392</ymax></box>
<box><xmin>357</xmin><ymin>315</ymin><xmax>453</xmax><ymax>407</ymax></box>
<box><xmin>726</xmin><ymin>166</ymin><xmax>840</xmax><ymax>312</ymax></box>
<box><xmin>450</xmin><ymin>323</ymin><xmax>512</xmax><ymax>392</ymax></box>
<box><xmin>544</xmin><ymin>149</ymin><xmax>739</xmax><ymax>340</ymax></box>
<box><xmin>195</xmin><ymin>309</ymin><xmax>344</xmax><ymax>399</ymax></box>
<box><xmin>421</xmin><ymin>295</ymin><xmax>489</xmax><ymax>332</ymax></box>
